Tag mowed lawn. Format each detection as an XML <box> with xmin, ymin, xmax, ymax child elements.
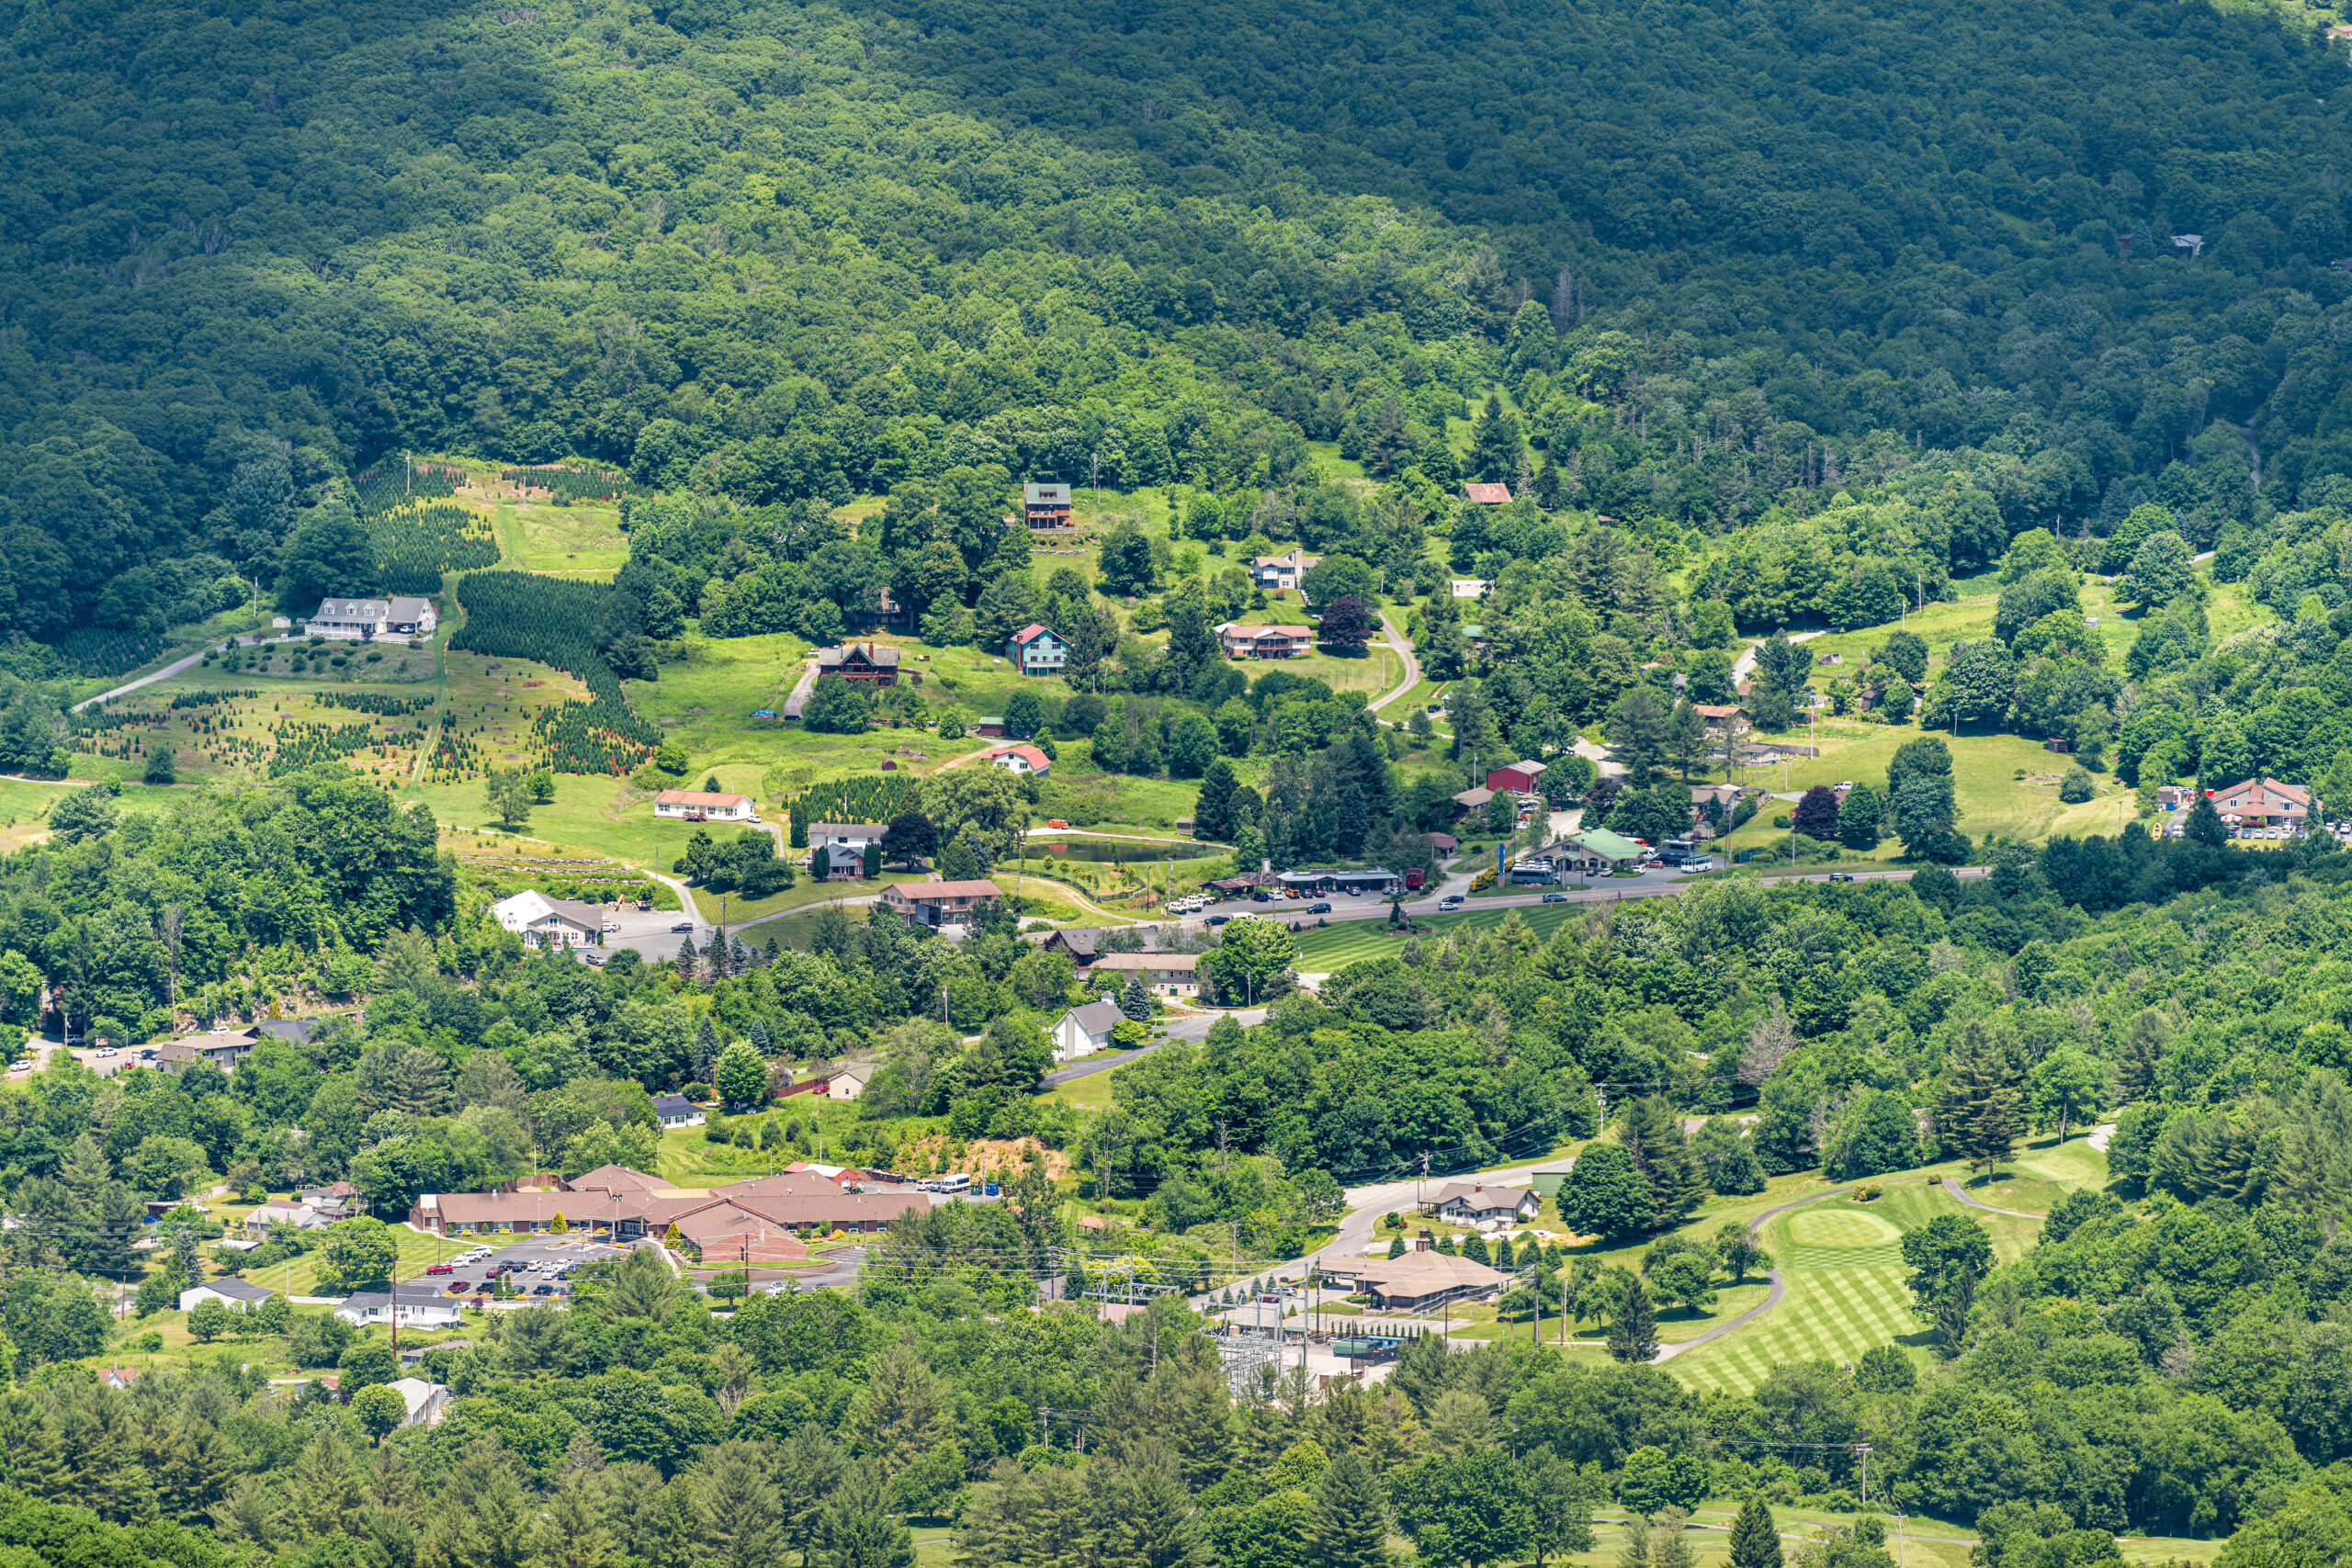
<box><xmin>1670</xmin><ymin>1201</ymin><xmax>1922</xmax><ymax>1395</ymax></box>
<box><xmin>1293</xmin><ymin>902</ymin><xmax>1588</xmax><ymax>969</ymax></box>
<box><xmin>1671</xmin><ymin>1142</ymin><xmax>2105</xmax><ymax>1396</ymax></box>
<box><xmin>487</xmin><ymin>500</ymin><xmax>630</xmax><ymax>576</ymax></box>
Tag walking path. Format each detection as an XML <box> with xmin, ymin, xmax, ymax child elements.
<box><xmin>1939</xmin><ymin>1176</ymin><xmax>2045</xmax><ymax>1220</ymax></box>
<box><xmin>1653</xmin><ymin>1182</ymin><xmax>1858</xmax><ymax>1362</ymax></box>
<box><xmin>2086</xmin><ymin>1121</ymin><xmax>2116</xmax><ymax>1153</ymax></box>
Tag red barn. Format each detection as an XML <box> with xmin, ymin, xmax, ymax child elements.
<box><xmin>1487</xmin><ymin>760</ymin><xmax>1548</xmax><ymax>794</ymax></box>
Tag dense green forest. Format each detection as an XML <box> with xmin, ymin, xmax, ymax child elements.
<box><xmin>16</xmin><ymin>0</ymin><xmax>2352</xmax><ymax>665</ymax></box>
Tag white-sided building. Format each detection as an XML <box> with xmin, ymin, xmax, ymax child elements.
<box><xmin>179</xmin><ymin>1278</ymin><xmax>275</xmax><ymax>1314</ymax></box>
<box><xmin>653</xmin><ymin>1092</ymin><xmax>706</xmax><ymax>1129</ymax></box>
<box><xmin>1053</xmin><ymin>998</ymin><xmax>1126</xmax><ymax>1063</ymax></box>
<box><xmin>988</xmin><ymin>744</ymin><xmax>1052</xmax><ymax>779</ymax></box>
<box><xmin>305</xmin><ymin>596</ymin><xmax>438</xmax><ymax>640</ymax></box>
<box><xmin>490</xmin><ymin>890</ymin><xmax>609</xmax><ymax>950</ymax></box>
<box><xmin>654</xmin><ymin>790</ymin><xmax>758</xmax><ymax>822</ymax></box>
<box><xmin>808</xmin><ymin>823</ymin><xmax>888</xmax><ymax>879</ymax></box>
<box><xmin>335</xmin><ymin>1287</ymin><xmax>464</xmax><ymax>1329</ymax></box>
<box><xmin>388</xmin><ymin>1377</ymin><xmax>452</xmax><ymax>1427</ymax></box>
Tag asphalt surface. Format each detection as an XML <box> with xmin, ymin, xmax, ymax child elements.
<box><xmin>70</xmin><ymin>630</ymin><xmax>300</xmax><ymax>713</ymax></box>
<box><xmin>1039</xmin><ymin>1006</ymin><xmax>1270</xmax><ymax>1087</ymax></box>
<box><xmin>1174</xmin><ymin>862</ymin><xmax>1982</xmax><ymax>933</ymax></box>
<box><xmin>415</xmin><ymin>1235</ymin><xmax>627</xmax><ymax>1301</ymax></box>
<box><xmin>1939</xmin><ymin>1176</ymin><xmax>2046</xmax><ymax>1219</ymax></box>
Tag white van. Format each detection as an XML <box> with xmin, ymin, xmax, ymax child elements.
<box><xmin>936</xmin><ymin>1173</ymin><xmax>972</xmax><ymax>1195</ymax></box>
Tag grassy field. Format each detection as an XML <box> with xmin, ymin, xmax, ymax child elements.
<box><xmin>1292</xmin><ymin>902</ymin><xmax>1589</xmax><ymax>969</ymax></box>
<box><xmin>1668</xmin><ymin>1135</ymin><xmax>2104</xmax><ymax>1395</ymax></box>
<box><xmin>1711</xmin><ymin>722</ymin><xmax>2134</xmax><ymax>858</ymax></box>
<box><xmin>220</xmin><ymin>1218</ymin><xmax>474</xmax><ymax>1296</ymax></box>
<box><xmin>486</xmin><ymin>498</ymin><xmax>630</xmax><ymax>577</ymax></box>
<box><xmin>0</xmin><ymin>777</ymin><xmax>191</xmax><ymax>852</ymax></box>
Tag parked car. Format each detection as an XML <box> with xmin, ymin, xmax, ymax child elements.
<box><xmin>425</xmin><ymin>1264</ymin><xmax>454</xmax><ymax>1275</ymax></box>
<box><xmin>446</xmin><ymin>1281</ymin><xmax>471</xmax><ymax>1294</ymax></box>
<box><xmin>1206</xmin><ymin>914</ymin><xmax>1230</xmax><ymax>926</ymax></box>
<box><xmin>532</xmin><ymin>1283</ymin><xmax>558</xmax><ymax>1296</ymax></box>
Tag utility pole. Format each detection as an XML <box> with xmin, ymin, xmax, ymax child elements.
<box><xmin>1855</xmin><ymin>1443</ymin><xmax>1871</xmax><ymax>1506</ymax></box>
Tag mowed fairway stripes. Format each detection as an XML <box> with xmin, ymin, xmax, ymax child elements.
<box><xmin>1670</xmin><ymin>1264</ymin><xmax>1918</xmax><ymax>1395</ymax></box>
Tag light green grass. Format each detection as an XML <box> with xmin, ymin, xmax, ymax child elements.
<box><xmin>1293</xmin><ymin>903</ymin><xmax>1587</xmax><ymax>969</ymax></box>
<box><xmin>246</xmin><ymin>1224</ymin><xmax>472</xmax><ymax>1296</ymax></box>
<box><xmin>1669</xmin><ymin>1146</ymin><xmax>2111</xmax><ymax>1395</ymax></box>
<box><xmin>486</xmin><ymin>500</ymin><xmax>630</xmax><ymax>575</ymax></box>
<box><xmin>1038</xmin><ymin>1071</ymin><xmax>1119</xmax><ymax>1110</ymax></box>
<box><xmin>1670</xmin><ymin>1247</ymin><xmax>1920</xmax><ymax>1394</ymax></box>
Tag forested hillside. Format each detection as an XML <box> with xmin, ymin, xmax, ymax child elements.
<box><xmin>13</xmin><ymin>0</ymin><xmax>2352</xmax><ymax>671</ymax></box>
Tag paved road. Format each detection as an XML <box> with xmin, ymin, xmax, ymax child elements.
<box><xmin>71</xmin><ymin>631</ymin><xmax>294</xmax><ymax>713</ymax></box>
<box><xmin>1369</xmin><ymin>612</ymin><xmax>1422</xmax><ymax>715</ymax></box>
<box><xmin>1940</xmin><ymin>1176</ymin><xmax>2045</xmax><ymax>1219</ymax></box>
<box><xmin>1039</xmin><ymin>1007</ymin><xmax>1269</xmax><ymax>1087</ymax></box>
<box><xmin>2086</xmin><ymin>1121</ymin><xmax>2116</xmax><ymax>1153</ymax></box>
<box><xmin>1172</xmin><ymin>863</ymin><xmax>1986</xmax><ymax>935</ymax></box>
<box><xmin>1730</xmin><ymin>628</ymin><xmax>1826</xmax><ymax>685</ymax></box>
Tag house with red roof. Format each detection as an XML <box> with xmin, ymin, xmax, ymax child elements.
<box><xmin>988</xmin><ymin>744</ymin><xmax>1052</xmax><ymax>779</ymax></box>
<box><xmin>1463</xmin><ymin>482</ymin><xmax>1513</xmax><ymax>505</ymax></box>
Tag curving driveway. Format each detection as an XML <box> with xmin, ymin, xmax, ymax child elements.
<box><xmin>1651</xmin><ymin>1182</ymin><xmax>1860</xmax><ymax>1362</ymax></box>
<box><xmin>1369</xmin><ymin>611</ymin><xmax>1423</xmax><ymax>716</ymax></box>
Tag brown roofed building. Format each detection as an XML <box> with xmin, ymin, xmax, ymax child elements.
<box><xmin>565</xmin><ymin>1165</ymin><xmax>675</xmax><ymax>1196</ymax></box>
<box><xmin>1462</xmin><ymin>483</ymin><xmax>1513</xmax><ymax>505</ymax></box>
<box><xmin>882</xmin><ymin>879</ymin><xmax>1001</xmax><ymax>929</ymax></box>
<box><xmin>2209</xmin><ymin>776</ymin><xmax>2311</xmax><ymax>829</ymax></box>
<box><xmin>814</xmin><ymin>643</ymin><xmax>901</xmax><ymax>687</ymax></box>
<box><xmin>1089</xmin><ymin>951</ymin><xmax>1200</xmax><ymax>996</ymax></box>
<box><xmin>1343</xmin><ymin>1250</ymin><xmax>1510</xmax><ymax>1312</ymax></box>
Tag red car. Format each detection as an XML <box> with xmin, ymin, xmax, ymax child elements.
<box><xmin>424</xmin><ymin>1264</ymin><xmax>454</xmax><ymax>1275</ymax></box>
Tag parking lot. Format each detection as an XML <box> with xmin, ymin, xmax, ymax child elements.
<box><xmin>416</xmin><ymin>1235</ymin><xmax>628</xmax><ymax>1300</ymax></box>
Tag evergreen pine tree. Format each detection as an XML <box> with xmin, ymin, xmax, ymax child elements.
<box><xmin>1493</xmin><ymin>1235</ymin><xmax>1515</xmax><ymax>1270</ymax></box>
<box><xmin>1459</xmin><ymin>1232</ymin><xmax>1491</xmax><ymax>1266</ymax></box>
<box><xmin>1195</xmin><ymin>760</ymin><xmax>1240</xmax><ymax>841</ymax></box>
<box><xmin>1387</xmin><ymin>1235</ymin><xmax>1408</xmax><ymax>1259</ymax></box>
<box><xmin>693</xmin><ymin>1017</ymin><xmax>723</xmax><ymax>1083</ymax></box>
<box><xmin>1727</xmin><ymin>1496</ymin><xmax>1781</xmax><ymax>1568</ymax></box>
<box><xmin>1306</xmin><ymin>1450</ymin><xmax>1390</xmax><ymax>1568</ymax></box>
<box><xmin>748</xmin><ymin>1017</ymin><xmax>772</xmax><ymax>1058</ymax></box>
<box><xmin>1606</xmin><ymin>1274</ymin><xmax>1658</xmax><ymax>1363</ymax></box>
<box><xmin>1938</xmin><ymin>1022</ymin><xmax>2023</xmax><ymax>1177</ymax></box>
<box><xmin>1120</xmin><ymin>974</ymin><xmax>1152</xmax><ymax>1022</ymax></box>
